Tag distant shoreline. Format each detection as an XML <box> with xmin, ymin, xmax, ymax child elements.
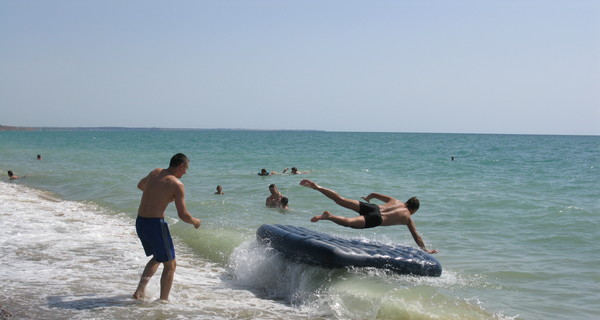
<box><xmin>1</xmin><ymin>125</ymin><xmax>597</xmax><ymax>136</ymax></box>
<box><xmin>0</xmin><ymin>125</ymin><xmax>323</xmax><ymax>132</ymax></box>
<box><xmin>0</xmin><ymin>125</ymin><xmax>38</xmax><ymax>131</ymax></box>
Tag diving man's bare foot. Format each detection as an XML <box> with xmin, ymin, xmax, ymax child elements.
<box><xmin>311</xmin><ymin>211</ymin><xmax>332</xmax><ymax>222</ymax></box>
<box><xmin>300</xmin><ymin>179</ymin><xmax>319</xmax><ymax>189</ymax></box>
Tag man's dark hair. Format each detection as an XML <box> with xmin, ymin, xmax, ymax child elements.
<box><xmin>406</xmin><ymin>197</ymin><xmax>420</xmax><ymax>212</ymax></box>
<box><xmin>169</xmin><ymin>153</ymin><xmax>189</xmax><ymax>168</ymax></box>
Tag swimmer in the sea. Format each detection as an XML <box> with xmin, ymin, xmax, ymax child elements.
<box><xmin>266</xmin><ymin>184</ymin><xmax>284</xmax><ymax>208</ymax></box>
<box><xmin>7</xmin><ymin>171</ymin><xmax>22</xmax><ymax>180</ymax></box>
<box><xmin>282</xmin><ymin>167</ymin><xmax>306</xmax><ymax>174</ymax></box>
<box><xmin>280</xmin><ymin>197</ymin><xmax>289</xmax><ymax>210</ymax></box>
<box><xmin>300</xmin><ymin>179</ymin><xmax>438</xmax><ymax>254</ymax></box>
<box><xmin>258</xmin><ymin>168</ymin><xmax>277</xmax><ymax>176</ymax></box>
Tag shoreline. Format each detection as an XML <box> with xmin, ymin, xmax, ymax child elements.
<box><xmin>0</xmin><ymin>125</ymin><xmax>37</xmax><ymax>131</ymax></box>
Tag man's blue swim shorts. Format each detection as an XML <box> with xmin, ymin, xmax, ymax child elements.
<box><xmin>136</xmin><ymin>216</ymin><xmax>175</xmax><ymax>262</ymax></box>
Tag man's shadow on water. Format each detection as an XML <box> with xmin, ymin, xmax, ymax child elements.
<box><xmin>47</xmin><ymin>294</ymin><xmax>137</xmax><ymax>310</ymax></box>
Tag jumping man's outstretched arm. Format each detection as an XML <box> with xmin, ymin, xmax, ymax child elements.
<box><xmin>362</xmin><ymin>192</ymin><xmax>394</xmax><ymax>203</ymax></box>
<box><xmin>407</xmin><ymin>219</ymin><xmax>438</xmax><ymax>254</ymax></box>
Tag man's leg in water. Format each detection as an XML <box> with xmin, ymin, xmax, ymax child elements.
<box><xmin>300</xmin><ymin>180</ymin><xmax>361</xmax><ymax>212</ymax></box>
<box><xmin>160</xmin><ymin>260</ymin><xmax>176</xmax><ymax>301</ymax></box>
<box><xmin>133</xmin><ymin>258</ymin><xmax>161</xmax><ymax>299</ymax></box>
<box><xmin>311</xmin><ymin>211</ymin><xmax>366</xmax><ymax>228</ymax></box>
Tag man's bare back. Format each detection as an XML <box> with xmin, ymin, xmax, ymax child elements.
<box><xmin>138</xmin><ymin>168</ymin><xmax>181</xmax><ymax>219</ymax></box>
<box><xmin>137</xmin><ymin>166</ymin><xmax>200</xmax><ymax>228</ymax></box>
<box><xmin>378</xmin><ymin>200</ymin><xmax>412</xmax><ymax>226</ymax></box>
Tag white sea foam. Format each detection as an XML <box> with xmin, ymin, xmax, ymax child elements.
<box><xmin>227</xmin><ymin>235</ymin><xmax>516</xmax><ymax>320</ymax></box>
<box><xmin>0</xmin><ymin>181</ymin><xmax>523</xmax><ymax>320</ymax></box>
<box><xmin>0</xmin><ymin>182</ymin><xmax>310</xmax><ymax>319</ymax></box>
<box><xmin>4</xmin><ymin>181</ymin><xmax>491</xmax><ymax>320</ymax></box>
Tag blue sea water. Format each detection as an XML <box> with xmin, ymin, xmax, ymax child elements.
<box><xmin>1</xmin><ymin>130</ymin><xmax>599</xmax><ymax>319</ymax></box>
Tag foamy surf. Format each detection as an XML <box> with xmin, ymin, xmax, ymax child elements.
<box><xmin>1</xmin><ymin>181</ymin><xmax>518</xmax><ymax>319</ymax></box>
<box><xmin>0</xmin><ymin>182</ymin><xmax>309</xmax><ymax>319</ymax></box>
<box><xmin>229</xmin><ymin>238</ymin><xmax>516</xmax><ymax>320</ymax></box>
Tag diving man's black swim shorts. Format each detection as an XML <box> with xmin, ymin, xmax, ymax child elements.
<box><xmin>359</xmin><ymin>202</ymin><xmax>383</xmax><ymax>228</ymax></box>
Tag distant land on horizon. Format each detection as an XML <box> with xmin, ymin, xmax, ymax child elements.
<box><xmin>0</xmin><ymin>125</ymin><xmax>38</xmax><ymax>131</ymax></box>
<box><xmin>1</xmin><ymin>125</ymin><xmax>598</xmax><ymax>136</ymax></box>
<box><xmin>0</xmin><ymin>125</ymin><xmax>323</xmax><ymax>132</ymax></box>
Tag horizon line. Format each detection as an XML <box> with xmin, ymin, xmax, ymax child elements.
<box><xmin>1</xmin><ymin>125</ymin><xmax>598</xmax><ymax>137</ymax></box>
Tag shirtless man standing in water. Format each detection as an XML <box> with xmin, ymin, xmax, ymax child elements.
<box><xmin>133</xmin><ymin>153</ymin><xmax>201</xmax><ymax>301</ymax></box>
<box><xmin>300</xmin><ymin>179</ymin><xmax>438</xmax><ymax>254</ymax></box>
<box><xmin>265</xmin><ymin>184</ymin><xmax>284</xmax><ymax>208</ymax></box>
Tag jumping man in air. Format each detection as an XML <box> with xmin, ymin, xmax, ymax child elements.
<box><xmin>300</xmin><ymin>179</ymin><xmax>438</xmax><ymax>254</ymax></box>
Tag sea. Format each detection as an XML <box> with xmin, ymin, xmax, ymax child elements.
<box><xmin>0</xmin><ymin>130</ymin><xmax>598</xmax><ymax>320</ymax></box>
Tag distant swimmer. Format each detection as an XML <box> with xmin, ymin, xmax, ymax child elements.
<box><xmin>133</xmin><ymin>153</ymin><xmax>202</xmax><ymax>302</ymax></box>
<box><xmin>282</xmin><ymin>167</ymin><xmax>307</xmax><ymax>174</ymax></box>
<box><xmin>37</xmin><ymin>154</ymin><xmax>42</xmax><ymax>160</ymax></box>
<box><xmin>7</xmin><ymin>171</ymin><xmax>22</xmax><ymax>180</ymax></box>
<box><xmin>266</xmin><ymin>184</ymin><xmax>284</xmax><ymax>208</ymax></box>
<box><xmin>215</xmin><ymin>185</ymin><xmax>224</xmax><ymax>195</ymax></box>
<box><xmin>258</xmin><ymin>168</ymin><xmax>277</xmax><ymax>176</ymax></box>
<box><xmin>300</xmin><ymin>179</ymin><xmax>438</xmax><ymax>254</ymax></box>
<box><xmin>280</xmin><ymin>197</ymin><xmax>289</xmax><ymax>210</ymax></box>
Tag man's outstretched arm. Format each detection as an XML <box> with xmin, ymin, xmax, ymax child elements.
<box><xmin>407</xmin><ymin>219</ymin><xmax>438</xmax><ymax>254</ymax></box>
<box><xmin>362</xmin><ymin>193</ymin><xmax>394</xmax><ymax>203</ymax></box>
<box><xmin>174</xmin><ymin>183</ymin><xmax>201</xmax><ymax>229</ymax></box>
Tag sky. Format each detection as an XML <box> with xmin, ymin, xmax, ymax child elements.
<box><xmin>1</xmin><ymin>1</ymin><xmax>599</xmax><ymax>135</ymax></box>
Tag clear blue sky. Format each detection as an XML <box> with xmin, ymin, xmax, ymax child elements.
<box><xmin>1</xmin><ymin>1</ymin><xmax>598</xmax><ymax>135</ymax></box>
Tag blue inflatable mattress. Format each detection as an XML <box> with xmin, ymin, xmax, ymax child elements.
<box><xmin>256</xmin><ymin>224</ymin><xmax>442</xmax><ymax>277</ymax></box>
